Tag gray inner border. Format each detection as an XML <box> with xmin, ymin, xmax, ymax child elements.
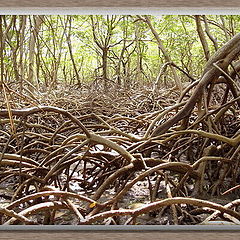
<box><xmin>0</xmin><ymin>7</ymin><xmax>240</xmax><ymax>14</ymax></box>
<box><xmin>0</xmin><ymin>7</ymin><xmax>239</xmax><ymax>231</ymax></box>
<box><xmin>0</xmin><ymin>225</ymin><xmax>240</xmax><ymax>230</ymax></box>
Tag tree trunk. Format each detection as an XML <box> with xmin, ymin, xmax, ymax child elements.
<box><xmin>143</xmin><ymin>15</ymin><xmax>183</xmax><ymax>93</ymax></box>
<box><xmin>0</xmin><ymin>16</ymin><xmax>4</xmax><ymax>86</ymax></box>
<box><xmin>195</xmin><ymin>15</ymin><xmax>210</xmax><ymax>61</ymax></box>
<box><xmin>28</xmin><ymin>15</ymin><xmax>43</xmax><ymax>91</ymax></box>
<box><xmin>102</xmin><ymin>48</ymin><xmax>108</xmax><ymax>90</ymax></box>
<box><xmin>135</xmin><ymin>21</ymin><xmax>142</xmax><ymax>83</ymax></box>
<box><xmin>66</xmin><ymin>17</ymin><xmax>81</xmax><ymax>88</ymax></box>
<box><xmin>19</xmin><ymin>16</ymin><xmax>27</xmax><ymax>92</ymax></box>
<box><xmin>203</xmin><ymin>16</ymin><xmax>218</xmax><ymax>51</ymax></box>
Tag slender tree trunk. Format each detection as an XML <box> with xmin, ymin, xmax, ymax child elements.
<box><xmin>0</xmin><ymin>15</ymin><xmax>4</xmax><ymax>86</ymax></box>
<box><xmin>66</xmin><ymin>17</ymin><xmax>81</xmax><ymax>87</ymax></box>
<box><xmin>19</xmin><ymin>16</ymin><xmax>26</xmax><ymax>92</ymax></box>
<box><xmin>203</xmin><ymin>16</ymin><xmax>218</xmax><ymax>51</ymax></box>
<box><xmin>116</xmin><ymin>40</ymin><xmax>127</xmax><ymax>87</ymax></box>
<box><xmin>51</xmin><ymin>17</ymin><xmax>67</xmax><ymax>88</ymax></box>
<box><xmin>220</xmin><ymin>16</ymin><xmax>230</xmax><ymax>42</ymax></box>
<box><xmin>135</xmin><ymin>21</ymin><xmax>142</xmax><ymax>83</ymax></box>
<box><xmin>143</xmin><ymin>15</ymin><xmax>183</xmax><ymax>93</ymax></box>
<box><xmin>90</xmin><ymin>15</ymin><xmax>120</xmax><ymax>92</ymax></box>
<box><xmin>195</xmin><ymin>15</ymin><xmax>210</xmax><ymax>61</ymax></box>
<box><xmin>8</xmin><ymin>17</ymin><xmax>21</xmax><ymax>87</ymax></box>
<box><xmin>102</xmin><ymin>48</ymin><xmax>108</xmax><ymax>89</ymax></box>
<box><xmin>28</xmin><ymin>15</ymin><xmax>43</xmax><ymax>91</ymax></box>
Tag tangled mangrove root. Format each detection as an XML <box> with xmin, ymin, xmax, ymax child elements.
<box><xmin>0</xmin><ymin>34</ymin><xmax>240</xmax><ymax>225</ymax></box>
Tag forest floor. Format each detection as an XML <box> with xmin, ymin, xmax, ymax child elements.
<box><xmin>0</xmin><ymin>80</ymin><xmax>240</xmax><ymax>225</ymax></box>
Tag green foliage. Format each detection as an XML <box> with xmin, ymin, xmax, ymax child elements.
<box><xmin>0</xmin><ymin>15</ymin><xmax>238</xmax><ymax>87</ymax></box>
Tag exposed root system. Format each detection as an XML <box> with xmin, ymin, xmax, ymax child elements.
<box><xmin>0</xmin><ymin>34</ymin><xmax>240</xmax><ymax>225</ymax></box>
